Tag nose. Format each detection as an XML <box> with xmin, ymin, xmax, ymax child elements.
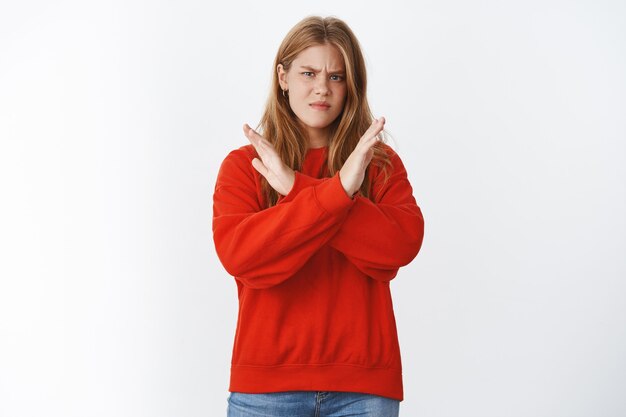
<box><xmin>315</xmin><ymin>76</ymin><xmax>330</xmax><ymax>95</ymax></box>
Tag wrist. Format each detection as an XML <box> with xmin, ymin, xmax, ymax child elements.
<box><xmin>280</xmin><ymin>169</ymin><xmax>296</xmax><ymax>196</ymax></box>
<box><xmin>338</xmin><ymin>171</ymin><xmax>356</xmax><ymax>198</ymax></box>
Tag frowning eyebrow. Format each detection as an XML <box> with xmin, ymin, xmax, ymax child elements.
<box><xmin>299</xmin><ymin>65</ymin><xmax>345</xmax><ymax>74</ymax></box>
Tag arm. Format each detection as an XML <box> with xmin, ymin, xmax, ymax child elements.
<box><xmin>274</xmin><ymin>147</ymin><xmax>425</xmax><ymax>282</ymax></box>
<box><xmin>276</xmin><ymin>171</ymin><xmax>330</xmax><ymax>204</ymax></box>
<box><xmin>328</xmin><ymin>149</ymin><xmax>424</xmax><ymax>282</ymax></box>
<box><xmin>212</xmin><ymin>147</ymin><xmax>355</xmax><ymax>289</ymax></box>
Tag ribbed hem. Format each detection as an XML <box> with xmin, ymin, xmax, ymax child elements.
<box><xmin>229</xmin><ymin>363</ymin><xmax>403</xmax><ymax>401</ymax></box>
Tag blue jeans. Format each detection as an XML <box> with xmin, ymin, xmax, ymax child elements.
<box><xmin>226</xmin><ymin>391</ymin><xmax>400</xmax><ymax>417</ymax></box>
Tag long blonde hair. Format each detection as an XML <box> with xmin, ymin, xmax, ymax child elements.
<box><xmin>258</xmin><ymin>15</ymin><xmax>391</xmax><ymax>207</ymax></box>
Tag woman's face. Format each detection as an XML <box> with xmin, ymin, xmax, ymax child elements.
<box><xmin>278</xmin><ymin>43</ymin><xmax>348</xmax><ymax>147</ymax></box>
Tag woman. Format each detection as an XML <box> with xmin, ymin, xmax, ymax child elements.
<box><xmin>212</xmin><ymin>15</ymin><xmax>424</xmax><ymax>417</ymax></box>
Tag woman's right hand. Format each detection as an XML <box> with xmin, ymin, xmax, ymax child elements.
<box><xmin>243</xmin><ymin>123</ymin><xmax>295</xmax><ymax>196</ymax></box>
<box><xmin>339</xmin><ymin>117</ymin><xmax>386</xmax><ymax>197</ymax></box>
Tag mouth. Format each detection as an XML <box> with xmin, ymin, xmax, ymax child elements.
<box><xmin>310</xmin><ymin>102</ymin><xmax>331</xmax><ymax>110</ymax></box>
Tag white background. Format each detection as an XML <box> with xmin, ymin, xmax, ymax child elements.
<box><xmin>1</xmin><ymin>0</ymin><xmax>625</xmax><ymax>416</ymax></box>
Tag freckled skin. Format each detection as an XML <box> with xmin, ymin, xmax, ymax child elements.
<box><xmin>277</xmin><ymin>44</ymin><xmax>348</xmax><ymax>148</ymax></box>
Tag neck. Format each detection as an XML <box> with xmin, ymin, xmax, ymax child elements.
<box><xmin>305</xmin><ymin>127</ymin><xmax>330</xmax><ymax>149</ymax></box>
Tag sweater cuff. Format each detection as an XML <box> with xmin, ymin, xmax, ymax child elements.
<box><xmin>278</xmin><ymin>171</ymin><xmax>326</xmax><ymax>204</ymax></box>
<box><xmin>313</xmin><ymin>172</ymin><xmax>355</xmax><ymax>215</ymax></box>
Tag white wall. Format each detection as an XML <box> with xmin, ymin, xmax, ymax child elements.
<box><xmin>1</xmin><ymin>1</ymin><xmax>624</xmax><ymax>416</ymax></box>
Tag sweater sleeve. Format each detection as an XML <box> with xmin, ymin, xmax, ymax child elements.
<box><xmin>272</xmin><ymin>146</ymin><xmax>425</xmax><ymax>282</ymax></box>
<box><xmin>212</xmin><ymin>147</ymin><xmax>355</xmax><ymax>289</ymax></box>
<box><xmin>276</xmin><ymin>171</ymin><xmax>333</xmax><ymax>204</ymax></box>
<box><xmin>329</xmin><ymin>149</ymin><xmax>424</xmax><ymax>281</ymax></box>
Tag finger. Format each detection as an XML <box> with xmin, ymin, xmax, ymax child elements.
<box><xmin>251</xmin><ymin>135</ymin><xmax>279</xmax><ymax>165</ymax></box>
<box><xmin>251</xmin><ymin>157</ymin><xmax>269</xmax><ymax>177</ymax></box>
<box><xmin>243</xmin><ymin>123</ymin><xmax>254</xmax><ymax>138</ymax></box>
<box><xmin>255</xmin><ymin>138</ymin><xmax>275</xmax><ymax>161</ymax></box>
<box><xmin>258</xmin><ymin>137</ymin><xmax>275</xmax><ymax>150</ymax></box>
<box><xmin>372</xmin><ymin>117</ymin><xmax>385</xmax><ymax>134</ymax></box>
<box><xmin>360</xmin><ymin>118</ymin><xmax>385</xmax><ymax>142</ymax></box>
<box><xmin>365</xmin><ymin>119</ymin><xmax>379</xmax><ymax>135</ymax></box>
<box><xmin>244</xmin><ymin>124</ymin><xmax>259</xmax><ymax>147</ymax></box>
<box><xmin>244</xmin><ymin>125</ymin><xmax>275</xmax><ymax>158</ymax></box>
<box><xmin>370</xmin><ymin>117</ymin><xmax>385</xmax><ymax>129</ymax></box>
<box><xmin>245</xmin><ymin>125</ymin><xmax>272</xmax><ymax>162</ymax></box>
<box><xmin>358</xmin><ymin>125</ymin><xmax>384</xmax><ymax>149</ymax></box>
<box><xmin>363</xmin><ymin>135</ymin><xmax>380</xmax><ymax>150</ymax></box>
<box><xmin>253</xmin><ymin>133</ymin><xmax>275</xmax><ymax>152</ymax></box>
<box><xmin>243</xmin><ymin>124</ymin><xmax>264</xmax><ymax>143</ymax></box>
<box><xmin>363</xmin><ymin>130</ymin><xmax>384</xmax><ymax>149</ymax></box>
<box><xmin>370</xmin><ymin>117</ymin><xmax>385</xmax><ymax>139</ymax></box>
<box><xmin>244</xmin><ymin>124</ymin><xmax>266</xmax><ymax>142</ymax></box>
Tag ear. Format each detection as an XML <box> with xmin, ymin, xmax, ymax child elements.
<box><xmin>277</xmin><ymin>64</ymin><xmax>288</xmax><ymax>90</ymax></box>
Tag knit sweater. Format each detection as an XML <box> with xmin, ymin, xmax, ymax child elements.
<box><xmin>212</xmin><ymin>143</ymin><xmax>424</xmax><ymax>401</ymax></box>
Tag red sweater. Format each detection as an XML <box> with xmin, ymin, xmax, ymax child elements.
<box><xmin>212</xmin><ymin>143</ymin><xmax>424</xmax><ymax>401</ymax></box>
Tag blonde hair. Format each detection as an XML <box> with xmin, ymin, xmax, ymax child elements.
<box><xmin>258</xmin><ymin>15</ymin><xmax>391</xmax><ymax>207</ymax></box>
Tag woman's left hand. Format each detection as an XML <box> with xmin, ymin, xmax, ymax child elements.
<box><xmin>243</xmin><ymin>124</ymin><xmax>295</xmax><ymax>196</ymax></box>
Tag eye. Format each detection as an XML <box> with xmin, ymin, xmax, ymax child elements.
<box><xmin>302</xmin><ymin>72</ymin><xmax>314</xmax><ymax>77</ymax></box>
<box><xmin>330</xmin><ymin>75</ymin><xmax>344</xmax><ymax>81</ymax></box>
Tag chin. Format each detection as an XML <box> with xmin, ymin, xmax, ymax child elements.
<box><xmin>296</xmin><ymin>116</ymin><xmax>329</xmax><ymax>128</ymax></box>
<box><xmin>308</xmin><ymin>115</ymin><xmax>341</xmax><ymax>126</ymax></box>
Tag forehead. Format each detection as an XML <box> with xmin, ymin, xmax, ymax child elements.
<box><xmin>292</xmin><ymin>44</ymin><xmax>345</xmax><ymax>71</ymax></box>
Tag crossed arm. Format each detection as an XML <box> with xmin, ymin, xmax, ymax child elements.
<box><xmin>212</xmin><ymin>120</ymin><xmax>424</xmax><ymax>289</ymax></box>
